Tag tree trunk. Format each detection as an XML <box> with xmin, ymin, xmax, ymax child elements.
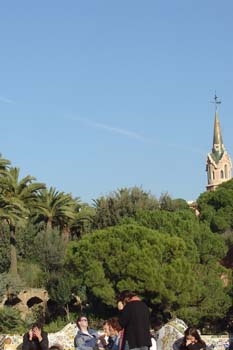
<box><xmin>64</xmin><ymin>304</ymin><xmax>70</xmax><ymax>321</ymax></box>
<box><xmin>47</xmin><ymin>218</ymin><xmax>52</xmax><ymax>230</ymax></box>
<box><xmin>62</xmin><ymin>225</ymin><xmax>70</xmax><ymax>243</ymax></box>
<box><xmin>9</xmin><ymin>227</ymin><xmax>17</xmax><ymax>275</ymax></box>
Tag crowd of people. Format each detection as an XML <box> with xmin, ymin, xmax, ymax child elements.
<box><xmin>22</xmin><ymin>290</ymin><xmax>207</xmax><ymax>350</ymax></box>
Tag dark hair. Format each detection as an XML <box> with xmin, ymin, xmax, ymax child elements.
<box><xmin>117</xmin><ymin>290</ymin><xmax>136</xmax><ymax>303</ymax></box>
<box><xmin>108</xmin><ymin>317</ymin><xmax>121</xmax><ymax>332</ymax></box>
<box><xmin>31</xmin><ymin>322</ymin><xmax>43</xmax><ymax>330</ymax></box>
<box><xmin>180</xmin><ymin>327</ymin><xmax>206</xmax><ymax>349</ymax></box>
<box><xmin>49</xmin><ymin>345</ymin><xmax>63</xmax><ymax>350</ymax></box>
<box><xmin>152</xmin><ymin>319</ymin><xmax>163</xmax><ymax>332</ymax></box>
<box><xmin>76</xmin><ymin>315</ymin><xmax>88</xmax><ymax>329</ymax></box>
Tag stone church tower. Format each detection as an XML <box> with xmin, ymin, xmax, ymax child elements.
<box><xmin>206</xmin><ymin>97</ymin><xmax>232</xmax><ymax>191</ymax></box>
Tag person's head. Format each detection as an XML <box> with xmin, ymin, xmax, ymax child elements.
<box><xmin>184</xmin><ymin>327</ymin><xmax>202</xmax><ymax>344</ymax></box>
<box><xmin>152</xmin><ymin>319</ymin><xmax>163</xmax><ymax>332</ymax></box>
<box><xmin>49</xmin><ymin>345</ymin><xmax>63</xmax><ymax>350</ymax></box>
<box><xmin>117</xmin><ymin>290</ymin><xmax>136</xmax><ymax>305</ymax></box>
<box><xmin>76</xmin><ymin>315</ymin><xmax>89</xmax><ymax>331</ymax></box>
<box><xmin>31</xmin><ymin>322</ymin><xmax>42</xmax><ymax>337</ymax></box>
<box><xmin>108</xmin><ymin>317</ymin><xmax>121</xmax><ymax>336</ymax></box>
<box><xmin>30</xmin><ymin>322</ymin><xmax>42</xmax><ymax>338</ymax></box>
<box><xmin>102</xmin><ymin>321</ymin><xmax>110</xmax><ymax>336</ymax></box>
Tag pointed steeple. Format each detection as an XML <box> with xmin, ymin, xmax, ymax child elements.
<box><xmin>212</xmin><ymin>110</ymin><xmax>225</xmax><ymax>163</ymax></box>
<box><xmin>206</xmin><ymin>94</ymin><xmax>232</xmax><ymax>191</ymax></box>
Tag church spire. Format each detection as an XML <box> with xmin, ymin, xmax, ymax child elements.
<box><xmin>206</xmin><ymin>94</ymin><xmax>232</xmax><ymax>191</ymax></box>
<box><xmin>211</xmin><ymin>94</ymin><xmax>224</xmax><ymax>163</ymax></box>
<box><xmin>212</xmin><ymin>109</ymin><xmax>224</xmax><ymax>162</ymax></box>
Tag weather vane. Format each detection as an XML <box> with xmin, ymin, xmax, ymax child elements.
<box><xmin>211</xmin><ymin>93</ymin><xmax>221</xmax><ymax>111</ymax></box>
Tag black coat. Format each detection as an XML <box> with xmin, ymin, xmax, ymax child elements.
<box><xmin>119</xmin><ymin>300</ymin><xmax>151</xmax><ymax>349</ymax></box>
<box><xmin>180</xmin><ymin>341</ymin><xmax>206</xmax><ymax>350</ymax></box>
<box><xmin>22</xmin><ymin>331</ymin><xmax>49</xmax><ymax>350</ymax></box>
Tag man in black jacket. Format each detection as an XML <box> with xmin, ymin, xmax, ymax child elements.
<box><xmin>118</xmin><ymin>290</ymin><xmax>151</xmax><ymax>350</ymax></box>
<box><xmin>22</xmin><ymin>322</ymin><xmax>48</xmax><ymax>350</ymax></box>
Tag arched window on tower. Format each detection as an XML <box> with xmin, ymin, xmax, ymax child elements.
<box><xmin>212</xmin><ymin>171</ymin><xmax>215</xmax><ymax>180</ymax></box>
<box><xmin>224</xmin><ymin>164</ymin><xmax>228</xmax><ymax>179</ymax></box>
<box><xmin>221</xmin><ymin>170</ymin><xmax>224</xmax><ymax>179</ymax></box>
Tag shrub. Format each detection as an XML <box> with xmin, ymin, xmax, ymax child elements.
<box><xmin>18</xmin><ymin>262</ymin><xmax>44</xmax><ymax>288</ymax></box>
<box><xmin>43</xmin><ymin>317</ymin><xmax>68</xmax><ymax>333</ymax></box>
<box><xmin>0</xmin><ymin>307</ymin><xmax>26</xmax><ymax>334</ymax></box>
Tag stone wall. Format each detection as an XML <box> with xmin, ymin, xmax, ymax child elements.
<box><xmin>0</xmin><ymin>289</ymin><xmax>48</xmax><ymax>319</ymax></box>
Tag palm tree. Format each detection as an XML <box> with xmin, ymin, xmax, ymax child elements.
<box><xmin>36</xmin><ymin>187</ymin><xmax>77</xmax><ymax>240</ymax></box>
<box><xmin>0</xmin><ymin>154</ymin><xmax>11</xmax><ymax>176</ymax></box>
<box><xmin>0</xmin><ymin>167</ymin><xmax>45</xmax><ymax>275</ymax></box>
<box><xmin>70</xmin><ymin>204</ymin><xmax>95</xmax><ymax>238</ymax></box>
<box><xmin>0</xmin><ymin>195</ymin><xmax>28</xmax><ymax>275</ymax></box>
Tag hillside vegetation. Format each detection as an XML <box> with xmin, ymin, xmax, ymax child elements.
<box><xmin>0</xmin><ymin>154</ymin><xmax>232</xmax><ymax>334</ymax></box>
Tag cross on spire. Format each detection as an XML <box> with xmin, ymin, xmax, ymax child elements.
<box><xmin>211</xmin><ymin>93</ymin><xmax>221</xmax><ymax>111</ymax></box>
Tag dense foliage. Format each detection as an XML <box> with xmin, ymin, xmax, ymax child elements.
<box><xmin>197</xmin><ymin>179</ymin><xmax>233</xmax><ymax>235</ymax></box>
<box><xmin>92</xmin><ymin>187</ymin><xmax>159</xmax><ymax>229</ymax></box>
<box><xmin>65</xmin><ymin>217</ymin><xmax>231</xmax><ymax>328</ymax></box>
<box><xmin>0</xmin><ymin>153</ymin><xmax>232</xmax><ymax>333</ymax></box>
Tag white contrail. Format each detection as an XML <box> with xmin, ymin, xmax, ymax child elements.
<box><xmin>0</xmin><ymin>96</ymin><xmax>14</xmax><ymax>104</ymax></box>
<box><xmin>68</xmin><ymin>115</ymin><xmax>147</xmax><ymax>141</ymax></box>
<box><xmin>67</xmin><ymin>114</ymin><xmax>206</xmax><ymax>154</ymax></box>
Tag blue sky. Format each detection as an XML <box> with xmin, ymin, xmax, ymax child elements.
<box><xmin>1</xmin><ymin>1</ymin><xmax>233</xmax><ymax>204</ymax></box>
